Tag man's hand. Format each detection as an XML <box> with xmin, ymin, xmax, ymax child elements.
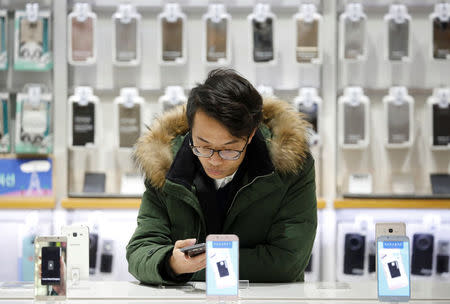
<box><xmin>169</xmin><ymin>238</ymin><xmax>206</xmax><ymax>275</ymax></box>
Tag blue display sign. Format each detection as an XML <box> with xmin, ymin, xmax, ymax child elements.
<box><xmin>0</xmin><ymin>158</ymin><xmax>53</xmax><ymax>196</ymax></box>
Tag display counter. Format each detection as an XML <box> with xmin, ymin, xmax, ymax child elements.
<box><xmin>1</xmin><ymin>281</ymin><xmax>450</xmax><ymax>302</ymax></box>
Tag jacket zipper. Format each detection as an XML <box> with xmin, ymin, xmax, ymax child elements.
<box><xmin>226</xmin><ymin>171</ymin><xmax>275</xmax><ymax>216</ymax></box>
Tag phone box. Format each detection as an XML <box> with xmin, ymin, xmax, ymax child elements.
<box><xmin>0</xmin><ymin>93</ymin><xmax>10</xmax><ymax>153</ymax></box>
<box><xmin>14</xmin><ymin>6</ymin><xmax>52</xmax><ymax>71</ymax></box>
<box><xmin>0</xmin><ymin>10</ymin><xmax>7</xmax><ymax>70</ymax></box>
<box><xmin>15</xmin><ymin>89</ymin><xmax>52</xmax><ymax>154</ymax></box>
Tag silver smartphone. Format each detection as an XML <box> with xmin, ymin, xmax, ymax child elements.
<box><xmin>376</xmin><ymin>222</ymin><xmax>406</xmax><ymax>239</ymax></box>
<box><xmin>34</xmin><ymin>236</ymin><xmax>67</xmax><ymax>301</ymax></box>
<box><xmin>377</xmin><ymin>235</ymin><xmax>411</xmax><ymax>302</ymax></box>
<box><xmin>61</xmin><ymin>225</ymin><xmax>90</xmax><ymax>282</ymax></box>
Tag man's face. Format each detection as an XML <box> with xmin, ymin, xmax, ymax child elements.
<box><xmin>191</xmin><ymin>110</ymin><xmax>255</xmax><ymax>179</ymax></box>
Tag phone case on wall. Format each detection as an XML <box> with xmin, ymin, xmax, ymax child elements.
<box><xmin>162</xmin><ymin>18</ymin><xmax>183</xmax><ymax>62</ymax></box>
<box><xmin>387</xmin><ymin>102</ymin><xmax>411</xmax><ymax>145</ymax></box>
<box><xmin>388</xmin><ymin>20</ymin><xmax>410</xmax><ymax>61</ymax></box>
<box><xmin>68</xmin><ymin>4</ymin><xmax>97</xmax><ymax>65</ymax></box>
<box><xmin>0</xmin><ymin>94</ymin><xmax>10</xmax><ymax>153</ymax></box>
<box><xmin>343</xmin><ymin>103</ymin><xmax>366</xmax><ymax>145</ymax></box>
<box><xmin>112</xmin><ymin>5</ymin><xmax>141</xmax><ymax>66</ymax></box>
<box><xmin>296</xmin><ymin>19</ymin><xmax>319</xmax><ymax>63</ymax></box>
<box><xmin>14</xmin><ymin>11</ymin><xmax>52</xmax><ymax>71</ymax></box>
<box><xmin>157</xmin><ymin>4</ymin><xmax>187</xmax><ymax>65</ymax></box>
<box><xmin>432</xmin><ymin>103</ymin><xmax>450</xmax><ymax>147</ymax></box>
<box><xmin>339</xmin><ymin>87</ymin><xmax>370</xmax><ymax>149</ymax></box>
<box><xmin>252</xmin><ymin>18</ymin><xmax>274</xmax><ymax>63</ymax></box>
<box><xmin>431</xmin><ymin>11</ymin><xmax>450</xmax><ymax>60</ymax></box>
<box><xmin>206</xmin><ymin>19</ymin><xmax>228</xmax><ymax>63</ymax></box>
<box><xmin>71</xmin><ymin>102</ymin><xmax>96</xmax><ymax>147</ymax></box>
<box><xmin>0</xmin><ymin>11</ymin><xmax>7</xmax><ymax>70</ymax></box>
<box><xmin>118</xmin><ymin>104</ymin><xmax>141</xmax><ymax>148</ymax></box>
<box><xmin>15</xmin><ymin>94</ymin><xmax>52</xmax><ymax>154</ymax></box>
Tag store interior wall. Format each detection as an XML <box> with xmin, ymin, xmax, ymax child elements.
<box><xmin>0</xmin><ymin>0</ymin><xmax>448</xmax><ymax>283</ymax></box>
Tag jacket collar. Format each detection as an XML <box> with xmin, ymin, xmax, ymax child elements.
<box><xmin>133</xmin><ymin>98</ymin><xmax>310</xmax><ymax>189</ymax></box>
<box><xmin>165</xmin><ymin>129</ymin><xmax>274</xmax><ymax>190</ymax></box>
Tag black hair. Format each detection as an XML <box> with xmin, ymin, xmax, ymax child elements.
<box><xmin>187</xmin><ymin>69</ymin><xmax>263</xmax><ymax>138</ymax></box>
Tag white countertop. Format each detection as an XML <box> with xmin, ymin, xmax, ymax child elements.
<box><xmin>1</xmin><ymin>281</ymin><xmax>450</xmax><ymax>301</ymax></box>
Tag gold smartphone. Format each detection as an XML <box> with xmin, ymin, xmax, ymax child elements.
<box><xmin>34</xmin><ymin>236</ymin><xmax>67</xmax><ymax>301</ymax></box>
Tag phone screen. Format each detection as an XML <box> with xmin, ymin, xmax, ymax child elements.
<box><xmin>206</xmin><ymin>239</ymin><xmax>239</xmax><ymax>297</ymax></box>
<box><xmin>34</xmin><ymin>237</ymin><xmax>67</xmax><ymax>300</ymax></box>
<box><xmin>377</xmin><ymin>238</ymin><xmax>410</xmax><ymax>301</ymax></box>
<box><xmin>41</xmin><ymin>246</ymin><xmax>61</xmax><ymax>285</ymax></box>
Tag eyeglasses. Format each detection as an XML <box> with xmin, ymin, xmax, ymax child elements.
<box><xmin>189</xmin><ymin>136</ymin><xmax>249</xmax><ymax>161</ymax></box>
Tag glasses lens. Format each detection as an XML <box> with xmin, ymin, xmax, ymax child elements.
<box><xmin>219</xmin><ymin>150</ymin><xmax>241</xmax><ymax>160</ymax></box>
<box><xmin>192</xmin><ymin>146</ymin><xmax>213</xmax><ymax>157</ymax></box>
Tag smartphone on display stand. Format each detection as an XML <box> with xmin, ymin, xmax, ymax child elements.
<box><xmin>34</xmin><ymin>236</ymin><xmax>67</xmax><ymax>301</ymax></box>
<box><xmin>377</xmin><ymin>235</ymin><xmax>411</xmax><ymax>302</ymax></box>
<box><xmin>206</xmin><ymin>234</ymin><xmax>239</xmax><ymax>302</ymax></box>
<box><xmin>376</xmin><ymin>222</ymin><xmax>406</xmax><ymax>238</ymax></box>
<box><xmin>61</xmin><ymin>225</ymin><xmax>89</xmax><ymax>282</ymax></box>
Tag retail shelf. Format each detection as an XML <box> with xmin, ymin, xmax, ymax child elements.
<box><xmin>0</xmin><ymin>197</ymin><xmax>55</xmax><ymax>209</ymax></box>
<box><xmin>61</xmin><ymin>197</ymin><xmax>142</xmax><ymax>209</ymax></box>
<box><xmin>317</xmin><ymin>199</ymin><xmax>326</xmax><ymax>209</ymax></box>
<box><xmin>334</xmin><ymin>198</ymin><xmax>450</xmax><ymax>209</ymax></box>
<box><xmin>0</xmin><ymin>154</ymin><xmax>53</xmax><ymax>159</ymax></box>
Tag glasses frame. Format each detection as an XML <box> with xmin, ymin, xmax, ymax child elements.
<box><xmin>189</xmin><ymin>135</ymin><xmax>250</xmax><ymax>161</ymax></box>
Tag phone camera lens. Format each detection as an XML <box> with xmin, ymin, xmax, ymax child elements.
<box><xmin>73</xmin><ymin>232</ymin><xmax>77</xmax><ymax>237</ymax></box>
<box><xmin>388</xmin><ymin>229</ymin><xmax>393</xmax><ymax>233</ymax></box>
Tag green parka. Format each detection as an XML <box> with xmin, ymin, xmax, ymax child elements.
<box><xmin>126</xmin><ymin>98</ymin><xmax>317</xmax><ymax>285</ymax></box>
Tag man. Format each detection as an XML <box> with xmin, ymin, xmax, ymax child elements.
<box><xmin>127</xmin><ymin>69</ymin><xmax>317</xmax><ymax>284</ymax></box>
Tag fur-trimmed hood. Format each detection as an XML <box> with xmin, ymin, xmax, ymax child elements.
<box><xmin>133</xmin><ymin>98</ymin><xmax>310</xmax><ymax>189</ymax></box>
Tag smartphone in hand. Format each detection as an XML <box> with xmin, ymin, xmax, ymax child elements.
<box><xmin>179</xmin><ymin>243</ymin><xmax>206</xmax><ymax>257</ymax></box>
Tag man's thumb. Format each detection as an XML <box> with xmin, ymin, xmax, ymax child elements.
<box><xmin>175</xmin><ymin>238</ymin><xmax>196</xmax><ymax>249</ymax></box>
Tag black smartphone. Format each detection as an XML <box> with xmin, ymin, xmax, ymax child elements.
<box><xmin>41</xmin><ymin>246</ymin><xmax>61</xmax><ymax>285</ymax></box>
<box><xmin>179</xmin><ymin>243</ymin><xmax>206</xmax><ymax>257</ymax></box>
